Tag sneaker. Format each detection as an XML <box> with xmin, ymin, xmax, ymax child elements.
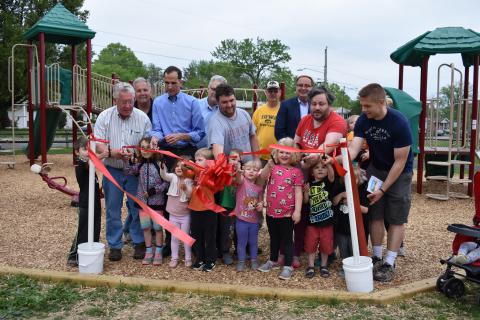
<box><xmin>192</xmin><ymin>261</ymin><xmax>205</xmax><ymax>270</ymax></box>
<box><xmin>257</xmin><ymin>260</ymin><xmax>278</xmax><ymax>273</ymax></box>
<box><xmin>223</xmin><ymin>253</ymin><xmax>234</xmax><ymax>265</ymax></box>
<box><xmin>320</xmin><ymin>266</ymin><xmax>330</xmax><ymax>278</ymax></box>
<box><xmin>374</xmin><ymin>263</ymin><xmax>395</xmax><ymax>282</ymax></box>
<box><xmin>398</xmin><ymin>245</ymin><xmax>406</xmax><ymax>257</ymax></box>
<box><xmin>169</xmin><ymin>259</ymin><xmax>179</xmax><ymax>268</ymax></box>
<box><xmin>203</xmin><ymin>262</ymin><xmax>216</xmax><ymax>272</ymax></box>
<box><xmin>142</xmin><ymin>252</ymin><xmax>154</xmax><ymax>265</ymax></box>
<box><xmin>371</xmin><ymin>256</ymin><xmax>383</xmax><ymax>272</ymax></box>
<box><xmin>451</xmin><ymin>254</ymin><xmax>469</xmax><ymax>265</ymax></box>
<box><xmin>292</xmin><ymin>257</ymin><xmax>301</xmax><ymax>269</ymax></box>
<box><xmin>236</xmin><ymin>261</ymin><xmax>246</xmax><ymax>272</ymax></box>
<box><xmin>305</xmin><ymin>267</ymin><xmax>315</xmax><ymax>279</ymax></box>
<box><xmin>185</xmin><ymin>260</ymin><xmax>192</xmax><ymax>267</ymax></box>
<box><xmin>250</xmin><ymin>260</ymin><xmax>259</xmax><ymax>270</ymax></box>
<box><xmin>133</xmin><ymin>243</ymin><xmax>146</xmax><ymax>260</ymax></box>
<box><xmin>108</xmin><ymin>248</ymin><xmax>122</xmax><ymax>262</ymax></box>
<box><xmin>153</xmin><ymin>250</ymin><xmax>163</xmax><ymax>266</ymax></box>
<box><xmin>278</xmin><ymin>266</ymin><xmax>294</xmax><ymax>280</ymax></box>
<box><xmin>337</xmin><ymin>268</ymin><xmax>345</xmax><ymax>278</ymax></box>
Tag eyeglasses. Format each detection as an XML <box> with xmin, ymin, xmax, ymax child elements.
<box><xmin>296</xmin><ymin>84</ymin><xmax>312</xmax><ymax>88</ymax></box>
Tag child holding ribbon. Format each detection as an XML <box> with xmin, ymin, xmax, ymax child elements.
<box><xmin>257</xmin><ymin>138</ymin><xmax>303</xmax><ymax>280</ymax></box>
<box><xmin>124</xmin><ymin>137</ymin><xmax>169</xmax><ymax>266</ymax></box>
<box><xmin>232</xmin><ymin>159</ymin><xmax>264</xmax><ymax>271</ymax></box>
<box><xmin>160</xmin><ymin>159</ymin><xmax>194</xmax><ymax>267</ymax></box>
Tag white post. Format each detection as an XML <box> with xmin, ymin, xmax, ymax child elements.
<box><xmin>340</xmin><ymin>138</ymin><xmax>360</xmax><ymax>263</ymax></box>
<box><xmin>88</xmin><ymin>140</ymin><xmax>96</xmax><ymax>244</ymax></box>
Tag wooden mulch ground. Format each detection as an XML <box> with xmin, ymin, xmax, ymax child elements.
<box><xmin>0</xmin><ymin>154</ymin><xmax>474</xmax><ymax>291</ymax></box>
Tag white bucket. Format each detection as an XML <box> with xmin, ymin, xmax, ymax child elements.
<box><xmin>342</xmin><ymin>256</ymin><xmax>373</xmax><ymax>293</ymax></box>
<box><xmin>78</xmin><ymin>242</ymin><xmax>105</xmax><ymax>274</ymax></box>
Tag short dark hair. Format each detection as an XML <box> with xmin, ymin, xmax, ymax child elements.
<box><xmin>163</xmin><ymin>66</ymin><xmax>182</xmax><ymax>80</ymax></box>
<box><xmin>295</xmin><ymin>75</ymin><xmax>315</xmax><ymax>86</ymax></box>
<box><xmin>215</xmin><ymin>83</ymin><xmax>235</xmax><ymax>101</ymax></box>
<box><xmin>358</xmin><ymin>83</ymin><xmax>386</xmax><ymax>101</ymax></box>
<box><xmin>74</xmin><ymin>136</ymin><xmax>88</xmax><ymax>151</ymax></box>
<box><xmin>308</xmin><ymin>86</ymin><xmax>335</xmax><ymax>105</ymax></box>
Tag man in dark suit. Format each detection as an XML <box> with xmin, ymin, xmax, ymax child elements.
<box><xmin>274</xmin><ymin>75</ymin><xmax>315</xmax><ymax>140</ymax></box>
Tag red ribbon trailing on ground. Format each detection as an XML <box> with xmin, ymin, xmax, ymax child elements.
<box><xmin>88</xmin><ymin>137</ymin><xmax>196</xmax><ymax>247</ymax></box>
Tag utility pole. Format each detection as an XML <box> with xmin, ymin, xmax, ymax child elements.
<box><xmin>324</xmin><ymin>46</ymin><xmax>328</xmax><ymax>85</ymax></box>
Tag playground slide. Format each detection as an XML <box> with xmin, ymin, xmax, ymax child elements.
<box><xmin>26</xmin><ymin>108</ymin><xmax>62</xmax><ymax>159</ymax></box>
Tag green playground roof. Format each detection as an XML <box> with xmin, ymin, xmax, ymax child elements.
<box><xmin>390</xmin><ymin>27</ymin><xmax>480</xmax><ymax>67</ymax></box>
<box><xmin>23</xmin><ymin>3</ymin><xmax>95</xmax><ymax>44</ymax></box>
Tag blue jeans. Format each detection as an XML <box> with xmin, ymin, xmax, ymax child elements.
<box><xmin>103</xmin><ymin>166</ymin><xmax>144</xmax><ymax>249</ymax></box>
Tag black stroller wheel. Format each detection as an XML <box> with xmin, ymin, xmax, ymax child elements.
<box><xmin>436</xmin><ymin>273</ymin><xmax>453</xmax><ymax>292</ymax></box>
<box><xmin>443</xmin><ymin>278</ymin><xmax>465</xmax><ymax>299</ymax></box>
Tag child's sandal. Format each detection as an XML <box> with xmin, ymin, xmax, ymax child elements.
<box><xmin>320</xmin><ymin>266</ymin><xmax>330</xmax><ymax>278</ymax></box>
<box><xmin>305</xmin><ymin>267</ymin><xmax>315</xmax><ymax>278</ymax></box>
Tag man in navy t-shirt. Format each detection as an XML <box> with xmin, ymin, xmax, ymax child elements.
<box><xmin>349</xmin><ymin>83</ymin><xmax>413</xmax><ymax>282</ymax></box>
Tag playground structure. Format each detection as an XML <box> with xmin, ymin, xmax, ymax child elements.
<box><xmin>391</xmin><ymin>26</ymin><xmax>480</xmax><ymax>197</ymax></box>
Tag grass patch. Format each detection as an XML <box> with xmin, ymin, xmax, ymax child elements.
<box><xmin>0</xmin><ymin>275</ymin><xmax>80</xmax><ymax>319</ymax></box>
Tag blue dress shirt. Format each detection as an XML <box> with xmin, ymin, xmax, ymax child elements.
<box><xmin>196</xmin><ymin>96</ymin><xmax>218</xmax><ymax>148</ymax></box>
<box><xmin>151</xmin><ymin>91</ymin><xmax>205</xmax><ymax>148</ymax></box>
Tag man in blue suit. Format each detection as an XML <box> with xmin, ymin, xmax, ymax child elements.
<box><xmin>274</xmin><ymin>75</ymin><xmax>315</xmax><ymax>140</ymax></box>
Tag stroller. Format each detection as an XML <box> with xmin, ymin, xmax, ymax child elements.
<box><xmin>437</xmin><ymin>172</ymin><xmax>480</xmax><ymax>301</ymax></box>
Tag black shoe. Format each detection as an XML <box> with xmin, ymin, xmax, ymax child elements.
<box><xmin>109</xmin><ymin>248</ymin><xmax>122</xmax><ymax>261</ymax></box>
<box><xmin>67</xmin><ymin>257</ymin><xmax>78</xmax><ymax>267</ymax></box>
<box><xmin>203</xmin><ymin>262</ymin><xmax>216</xmax><ymax>272</ymax></box>
<box><xmin>133</xmin><ymin>243</ymin><xmax>146</xmax><ymax>260</ymax></box>
<box><xmin>192</xmin><ymin>261</ymin><xmax>205</xmax><ymax>270</ymax></box>
<box><xmin>371</xmin><ymin>256</ymin><xmax>383</xmax><ymax>272</ymax></box>
<box><xmin>162</xmin><ymin>245</ymin><xmax>171</xmax><ymax>258</ymax></box>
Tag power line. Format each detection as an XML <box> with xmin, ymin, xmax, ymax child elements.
<box><xmin>95</xmin><ymin>29</ymin><xmax>211</xmax><ymax>53</ymax></box>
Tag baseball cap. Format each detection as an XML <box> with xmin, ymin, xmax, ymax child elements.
<box><xmin>266</xmin><ymin>80</ymin><xmax>280</xmax><ymax>90</ymax></box>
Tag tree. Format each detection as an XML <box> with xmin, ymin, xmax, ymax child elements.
<box><xmin>0</xmin><ymin>0</ymin><xmax>88</xmax><ymax>127</ymax></box>
<box><xmin>183</xmin><ymin>60</ymin><xmax>250</xmax><ymax>89</ymax></box>
<box><xmin>326</xmin><ymin>83</ymin><xmax>354</xmax><ymax>110</ymax></box>
<box><xmin>92</xmin><ymin>43</ymin><xmax>147</xmax><ymax>82</ymax></box>
<box><xmin>212</xmin><ymin>37</ymin><xmax>291</xmax><ymax>86</ymax></box>
<box><xmin>145</xmin><ymin>63</ymin><xmax>162</xmax><ymax>85</ymax></box>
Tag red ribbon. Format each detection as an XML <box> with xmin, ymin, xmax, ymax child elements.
<box><xmin>87</xmin><ymin>147</ymin><xmax>196</xmax><ymax>247</ymax></box>
<box><xmin>268</xmin><ymin>143</ymin><xmax>347</xmax><ymax>177</ymax></box>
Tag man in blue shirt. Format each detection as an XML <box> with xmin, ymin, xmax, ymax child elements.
<box><xmin>349</xmin><ymin>83</ymin><xmax>413</xmax><ymax>283</ymax></box>
<box><xmin>150</xmin><ymin>66</ymin><xmax>205</xmax><ymax>166</ymax></box>
<box><xmin>150</xmin><ymin>66</ymin><xmax>205</xmax><ymax>258</ymax></box>
<box><xmin>196</xmin><ymin>75</ymin><xmax>228</xmax><ymax>148</ymax></box>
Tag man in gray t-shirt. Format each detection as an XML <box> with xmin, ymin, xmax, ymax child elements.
<box><xmin>207</xmin><ymin>84</ymin><xmax>259</xmax><ymax>162</ymax></box>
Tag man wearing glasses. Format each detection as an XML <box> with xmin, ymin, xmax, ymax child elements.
<box><xmin>196</xmin><ymin>75</ymin><xmax>228</xmax><ymax>148</ymax></box>
<box><xmin>252</xmin><ymin>80</ymin><xmax>281</xmax><ymax>164</ymax></box>
<box><xmin>274</xmin><ymin>75</ymin><xmax>315</xmax><ymax>140</ymax></box>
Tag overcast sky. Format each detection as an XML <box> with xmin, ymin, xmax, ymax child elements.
<box><xmin>82</xmin><ymin>0</ymin><xmax>480</xmax><ymax>99</ymax></box>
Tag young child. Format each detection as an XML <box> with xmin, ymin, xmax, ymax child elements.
<box><xmin>333</xmin><ymin>166</ymin><xmax>370</xmax><ymax>274</ymax></box>
<box><xmin>257</xmin><ymin>137</ymin><xmax>303</xmax><ymax>280</ymax></box>
<box><xmin>125</xmin><ymin>137</ymin><xmax>169</xmax><ymax>266</ymax></box>
<box><xmin>303</xmin><ymin>158</ymin><xmax>336</xmax><ymax>278</ymax></box>
<box><xmin>160</xmin><ymin>159</ymin><xmax>194</xmax><ymax>267</ymax></box>
<box><xmin>217</xmin><ymin>148</ymin><xmax>242</xmax><ymax>265</ymax></box>
<box><xmin>67</xmin><ymin>136</ymin><xmax>102</xmax><ymax>267</ymax></box>
<box><xmin>232</xmin><ymin>159</ymin><xmax>264</xmax><ymax>271</ymax></box>
<box><xmin>188</xmin><ymin>148</ymin><xmax>218</xmax><ymax>272</ymax></box>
